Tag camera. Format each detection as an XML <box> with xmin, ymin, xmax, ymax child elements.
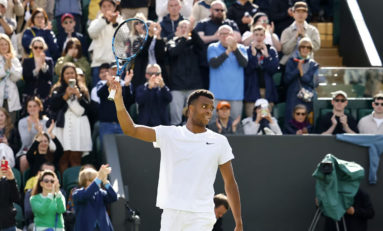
<box><xmin>68</xmin><ymin>78</ymin><xmax>76</xmax><ymax>88</ymax></box>
<box><xmin>319</xmin><ymin>161</ymin><xmax>333</xmax><ymax>175</ymax></box>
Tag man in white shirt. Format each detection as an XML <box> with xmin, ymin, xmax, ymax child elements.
<box><xmin>111</xmin><ymin>81</ymin><xmax>243</xmax><ymax>231</ymax></box>
<box><xmin>358</xmin><ymin>93</ymin><xmax>383</xmax><ymax>134</ymax></box>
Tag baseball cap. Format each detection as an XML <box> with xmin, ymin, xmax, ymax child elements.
<box><xmin>216</xmin><ymin>101</ymin><xmax>231</xmax><ymax>110</ymax></box>
<box><xmin>255</xmin><ymin>98</ymin><xmax>269</xmax><ymax>107</ymax></box>
<box><xmin>293</xmin><ymin>1</ymin><xmax>308</xmax><ymax>11</ymax></box>
<box><xmin>61</xmin><ymin>13</ymin><xmax>74</xmax><ymax>24</ymax></box>
<box><xmin>0</xmin><ymin>0</ymin><xmax>7</xmax><ymax>9</ymax></box>
<box><xmin>331</xmin><ymin>90</ymin><xmax>348</xmax><ymax>99</ymax></box>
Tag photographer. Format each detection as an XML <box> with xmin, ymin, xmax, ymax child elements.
<box><xmin>284</xmin><ymin>37</ymin><xmax>318</xmax><ymax>127</ymax></box>
<box><xmin>0</xmin><ymin>162</ymin><xmax>21</xmax><ymax>231</ymax></box>
<box><xmin>244</xmin><ymin>25</ymin><xmax>279</xmax><ymax>118</ymax></box>
<box><xmin>242</xmin><ymin>98</ymin><xmax>282</xmax><ymax>135</ymax></box>
<box><xmin>49</xmin><ymin>62</ymin><xmax>92</xmax><ymax>174</ymax></box>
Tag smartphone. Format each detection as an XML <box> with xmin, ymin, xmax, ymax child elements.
<box><xmin>1</xmin><ymin>158</ymin><xmax>8</xmax><ymax>171</ymax></box>
<box><xmin>68</xmin><ymin>78</ymin><xmax>76</xmax><ymax>88</ymax></box>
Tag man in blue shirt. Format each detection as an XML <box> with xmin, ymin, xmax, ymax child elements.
<box><xmin>195</xmin><ymin>0</ymin><xmax>241</xmax><ymax>89</ymax></box>
<box><xmin>208</xmin><ymin>25</ymin><xmax>248</xmax><ymax>120</ymax></box>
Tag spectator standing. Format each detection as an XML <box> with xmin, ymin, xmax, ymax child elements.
<box><xmin>26</xmin><ymin>122</ymin><xmax>63</xmax><ymax>177</ymax></box>
<box><xmin>0</xmin><ymin>33</ymin><xmax>22</xmax><ymax>122</ymax></box>
<box><xmin>208</xmin><ymin>25</ymin><xmax>247</xmax><ymax>120</ymax></box>
<box><xmin>130</xmin><ymin>15</ymin><xmax>168</xmax><ymax>88</ymax></box>
<box><xmin>55</xmin><ymin>37</ymin><xmax>91</xmax><ymax>88</ymax></box>
<box><xmin>56</xmin><ymin>13</ymin><xmax>87</xmax><ymax>56</ymax></box>
<box><xmin>0</xmin><ymin>164</ymin><xmax>21</xmax><ymax>231</ymax></box>
<box><xmin>159</xmin><ymin>0</ymin><xmax>184</xmax><ymax>41</ymax></box>
<box><xmin>88</xmin><ymin>0</ymin><xmax>123</xmax><ymax>87</ymax></box>
<box><xmin>284</xmin><ymin>104</ymin><xmax>312</xmax><ymax>134</ymax></box>
<box><xmin>316</xmin><ymin>90</ymin><xmax>358</xmax><ymax>135</ymax></box>
<box><xmin>242</xmin><ymin>98</ymin><xmax>282</xmax><ymax>135</ymax></box>
<box><xmin>22</xmin><ymin>36</ymin><xmax>54</xmax><ymax>103</ymax></box>
<box><xmin>18</xmin><ymin>97</ymin><xmax>48</xmax><ymax>173</ymax></box>
<box><xmin>30</xmin><ymin>170</ymin><xmax>66</xmax><ymax>231</ymax></box>
<box><xmin>358</xmin><ymin>93</ymin><xmax>383</xmax><ymax>134</ymax></box>
<box><xmin>244</xmin><ymin>25</ymin><xmax>279</xmax><ymax>117</ymax></box>
<box><xmin>54</xmin><ymin>0</ymin><xmax>82</xmax><ymax>33</ymax></box>
<box><xmin>119</xmin><ymin>0</ymin><xmax>149</xmax><ymax>19</ymax></box>
<box><xmin>49</xmin><ymin>62</ymin><xmax>92</xmax><ymax>173</ymax></box>
<box><xmin>268</xmin><ymin>0</ymin><xmax>295</xmax><ymax>37</ymax></box>
<box><xmin>135</xmin><ymin>64</ymin><xmax>172</xmax><ymax>126</ymax></box>
<box><xmin>280</xmin><ymin>1</ymin><xmax>320</xmax><ymax>66</ymax></box>
<box><xmin>195</xmin><ymin>0</ymin><xmax>240</xmax><ymax>89</ymax></box>
<box><xmin>208</xmin><ymin>101</ymin><xmax>242</xmax><ymax>135</ymax></box>
<box><xmin>227</xmin><ymin>0</ymin><xmax>258</xmax><ymax>34</ymax></box>
<box><xmin>167</xmin><ymin>19</ymin><xmax>204</xmax><ymax>125</ymax></box>
<box><xmin>73</xmin><ymin>165</ymin><xmax>117</xmax><ymax>231</ymax></box>
<box><xmin>0</xmin><ymin>0</ymin><xmax>17</xmax><ymax>37</ymax></box>
<box><xmin>97</xmin><ymin>67</ymin><xmax>135</xmax><ymax>147</ymax></box>
<box><xmin>242</xmin><ymin>12</ymin><xmax>282</xmax><ymax>52</ymax></box>
<box><xmin>22</xmin><ymin>8</ymin><xmax>59</xmax><ymax>60</ymax></box>
<box><xmin>284</xmin><ymin>37</ymin><xmax>318</xmax><ymax>126</ymax></box>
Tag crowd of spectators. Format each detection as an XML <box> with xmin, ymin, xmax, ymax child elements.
<box><xmin>0</xmin><ymin>0</ymin><xmax>379</xmax><ymax>230</ymax></box>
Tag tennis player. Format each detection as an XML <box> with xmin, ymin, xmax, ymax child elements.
<box><xmin>111</xmin><ymin>80</ymin><xmax>243</xmax><ymax>231</ymax></box>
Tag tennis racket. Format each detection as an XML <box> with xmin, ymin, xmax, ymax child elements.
<box><xmin>108</xmin><ymin>18</ymin><xmax>149</xmax><ymax>100</ymax></box>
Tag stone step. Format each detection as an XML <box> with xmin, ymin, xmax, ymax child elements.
<box><xmin>316</xmin><ymin>55</ymin><xmax>343</xmax><ymax>66</ymax></box>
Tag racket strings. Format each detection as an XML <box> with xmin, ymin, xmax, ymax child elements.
<box><xmin>114</xmin><ymin>20</ymin><xmax>147</xmax><ymax>60</ymax></box>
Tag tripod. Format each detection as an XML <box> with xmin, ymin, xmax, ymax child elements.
<box><xmin>126</xmin><ymin>202</ymin><xmax>141</xmax><ymax>231</ymax></box>
<box><xmin>308</xmin><ymin>208</ymin><xmax>347</xmax><ymax>231</ymax></box>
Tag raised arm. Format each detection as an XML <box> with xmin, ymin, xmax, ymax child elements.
<box><xmin>110</xmin><ymin>79</ymin><xmax>156</xmax><ymax>142</ymax></box>
<box><xmin>219</xmin><ymin>161</ymin><xmax>243</xmax><ymax>231</ymax></box>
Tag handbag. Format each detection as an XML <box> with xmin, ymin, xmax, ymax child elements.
<box><xmin>297</xmin><ymin>78</ymin><xmax>314</xmax><ymax>102</ymax></box>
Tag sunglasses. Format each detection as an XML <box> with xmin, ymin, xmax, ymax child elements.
<box><xmin>214</xmin><ymin>9</ymin><xmax>225</xmax><ymax>12</ymax></box>
<box><xmin>295</xmin><ymin>112</ymin><xmax>306</xmax><ymax>116</ymax></box>
<box><xmin>43</xmin><ymin>179</ymin><xmax>55</xmax><ymax>184</ymax></box>
<box><xmin>299</xmin><ymin>45</ymin><xmax>312</xmax><ymax>50</ymax></box>
<box><xmin>33</xmin><ymin>46</ymin><xmax>44</xmax><ymax>50</ymax></box>
<box><xmin>334</xmin><ymin>99</ymin><xmax>347</xmax><ymax>103</ymax></box>
<box><xmin>374</xmin><ymin>102</ymin><xmax>383</xmax><ymax>106</ymax></box>
<box><xmin>146</xmin><ymin>72</ymin><xmax>161</xmax><ymax>76</ymax></box>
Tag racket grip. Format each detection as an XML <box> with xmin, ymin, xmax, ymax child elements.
<box><xmin>108</xmin><ymin>76</ymin><xmax>120</xmax><ymax>101</ymax></box>
<box><xmin>108</xmin><ymin>90</ymin><xmax>116</xmax><ymax>101</ymax></box>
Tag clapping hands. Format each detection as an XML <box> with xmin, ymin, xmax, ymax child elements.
<box><xmin>97</xmin><ymin>164</ymin><xmax>112</xmax><ymax>185</ymax></box>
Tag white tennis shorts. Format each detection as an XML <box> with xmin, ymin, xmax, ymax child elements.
<box><xmin>160</xmin><ymin>208</ymin><xmax>217</xmax><ymax>231</ymax></box>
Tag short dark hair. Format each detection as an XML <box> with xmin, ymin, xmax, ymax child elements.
<box><xmin>214</xmin><ymin>193</ymin><xmax>229</xmax><ymax>210</ymax></box>
<box><xmin>100</xmin><ymin>63</ymin><xmax>110</xmax><ymax>70</ymax></box>
<box><xmin>186</xmin><ymin>89</ymin><xmax>214</xmax><ymax>107</ymax></box>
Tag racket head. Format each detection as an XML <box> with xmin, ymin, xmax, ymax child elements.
<box><xmin>112</xmin><ymin>18</ymin><xmax>149</xmax><ymax>63</ymax></box>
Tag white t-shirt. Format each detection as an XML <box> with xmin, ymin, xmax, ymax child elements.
<box><xmin>153</xmin><ymin>125</ymin><xmax>234</xmax><ymax>212</ymax></box>
<box><xmin>373</xmin><ymin>117</ymin><xmax>383</xmax><ymax>128</ymax></box>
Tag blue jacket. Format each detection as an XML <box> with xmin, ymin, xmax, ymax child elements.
<box><xmin>135</xmin><ymin>83</ymin><xmax>172</xmax><ymax>126</ymax></box>
<box><xmin>336</xmin><ymin>134</ymin><xmax>383</xmax><ymax>184</ymax></box>
<box><xmin>22</xmin><ymin>27</ymin><xmax>59</xmax><ymax>60</ymax></box>
<box><xmin>73</xmin><ymin>180</ymin><xmax>117</xmax><ymax>231</ymax></box>
<box><xmin>244</xmin><ymin>45</ymin><xmax>279</xmax><ymax>103</ymax></box>
<box><xmin>284</xmin><ymin>57</ymin><xmax>318</xmax><ymax>126</ymax></box>
<box><xmin>160</xmin><ymin>14</ymin><xmax>184</xmax><ymax>41</ymax></box>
